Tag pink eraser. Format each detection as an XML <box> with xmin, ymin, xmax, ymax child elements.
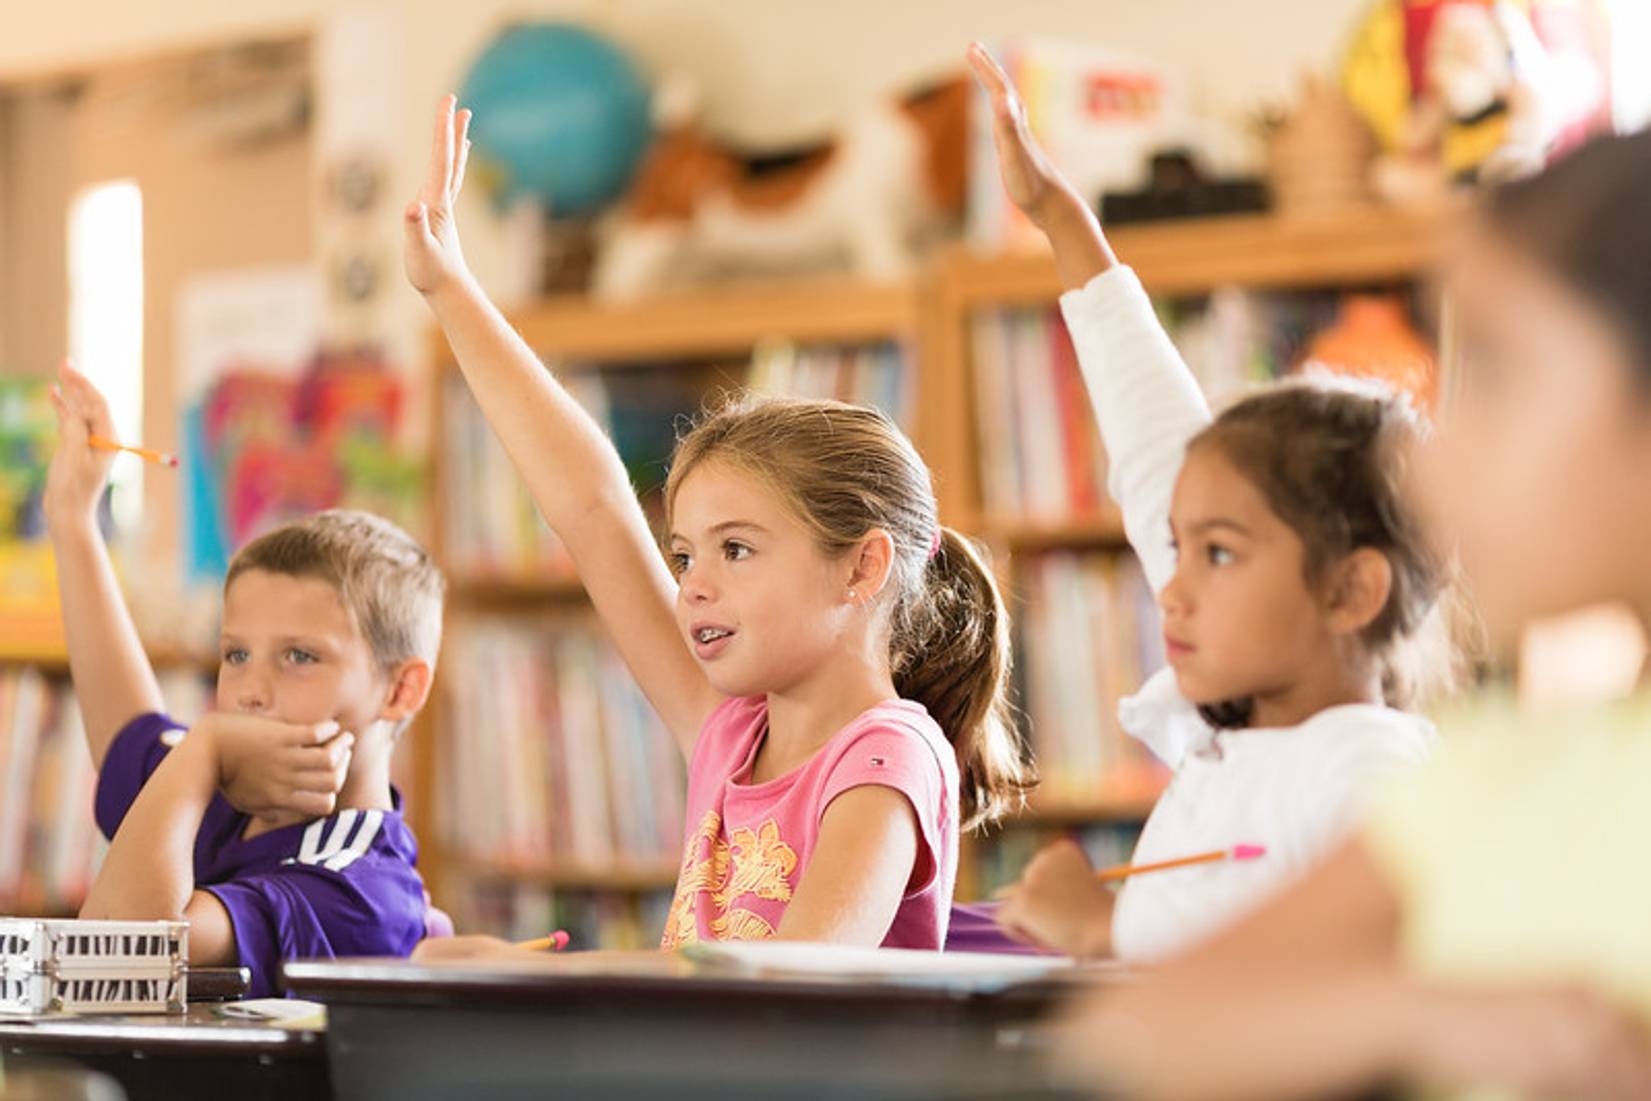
<box><xmin>550</xmin><ymin>930</ymin><xmax>570</xmax><ymax>951</ymax></box>
<box><xmin>1231</xmin><ymin>844</ymin><xmax>1267</xmax><ymax>861</ymax></box>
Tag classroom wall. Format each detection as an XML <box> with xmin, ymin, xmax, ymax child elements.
<box><xmin>0</xmin><ymin>50</ymin><xmax>312</xmax><ymax>581</ymax></box>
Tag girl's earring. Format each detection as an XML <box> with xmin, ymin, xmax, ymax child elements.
<box><xmin>848</xmin><ymin>589</ymin><xmax>858</xmax><ymax>603</ymax></box>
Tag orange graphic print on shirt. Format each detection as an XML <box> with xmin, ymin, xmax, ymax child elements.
<box><xmin>661</xmin><ymin>810</ymin><xmax>799</xmax><ymax>947</ymax></box>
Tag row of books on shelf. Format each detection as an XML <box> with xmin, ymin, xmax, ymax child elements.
<box><xmin>0</xmin><ymin>668</ymin><xmax>98</xmax><ymax>912</ymax></box>
<box><xmin>0</xmin><ymin>666</ymin><xmax>211</xmax><ymax>914</ymax></box>
<box><xmin>439</xmin><ymin>341</ymin><xmax>917</xmax><ymax>582</ymax></box>
<box><xmin>747</xmin><ymin>339</ymin><xmax>915</xmax><ymax>432</ymax></box>
<box><xmin>1016</xmin><ymin>550</ymin><xmax>1169</xmax><ymax>808</ymax></box>
<box><xmin>969</xmin><ymin>288</ymin><xmax>1412</xmax><ymax>519</ymax></box>
<box><xmin>436</xmin><ymin>621</ymin><xmax>687</xmax><ymax>874</ymax></box>
<box><xmin>972</xmin><ymin>307</ymin><xmax>1109</xmax><ymax>523</ymax></box>
<box><xmin>450</xmin><ymin>880</ymin><xmax>674</xmax><ymax>949</ymax></box>
<box><xmin>438</xmin><ymin>372</ymin><xmax>599</xmax><ymax>583</ymax></box>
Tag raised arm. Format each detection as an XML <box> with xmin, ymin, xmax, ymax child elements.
<box><xmin>43</xmin><ymin>362</ymin><xmax>165</xmax><ymax>768</ymax></box>
<box><xmin>970</xmin><ymin>45</ymin><xmax>1211</xmax><ymax>593</ymax></box>
<box><xmin>403</xmin><ymin>97</ymin><xmax>720</xmax><ymax>753</ymax></box>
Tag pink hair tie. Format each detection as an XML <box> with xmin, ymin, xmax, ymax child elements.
<box><xmin>927</xmin><ymin>528</ymin><xmax>943</xmax><ymax>562</ymax></box>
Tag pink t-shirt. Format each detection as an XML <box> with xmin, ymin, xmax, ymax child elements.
<box><xmin>660</xmin><ymin>696</ymin><xmax>959</xmax><ymax>949</ymax></box>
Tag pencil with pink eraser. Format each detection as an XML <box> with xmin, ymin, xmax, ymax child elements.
<box><xmin>1095</xmin><ymin>844</ymin><xmax>1267</xmax><ymax>882</ymax></box>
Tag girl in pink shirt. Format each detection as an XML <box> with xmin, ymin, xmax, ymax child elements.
<box><xmin>404</xmin><ymin>97</ymin><xmax>1031</xmax><ymax>951</ymax></box>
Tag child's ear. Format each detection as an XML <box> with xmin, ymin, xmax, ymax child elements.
<box><xmin>1326</xmin><ymin>548</ymin><xmax>1394</xmax><ymax>636</ymax></box>
<box><xmin>845</xmin><ymin>528</ymin><xmax>896</xmax><ymax>603</ymax></box>
<box><xmin>378</xmin><ymin>658</ymin><xmax>434</xmax><ymax>722</ymax></box>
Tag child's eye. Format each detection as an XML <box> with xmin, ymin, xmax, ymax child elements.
<box><xmin>1206</xmin><ymin>544</ymin><xmax>1235</xmax><ymax>566</ymax></box>
<box><xmin>669</xmin><ymin>552</ymin><xmax>691</xmax><ymax>576</ymax></box>
<box><xmin>285</xmin><ymin>648</ymin><xmax>320</xmax><ymax>665</ymax></box>
<box><xmin>222</xmin><ymin>648</ymin><xmax>248</xmax><ymax>665</ymax></box>
<box><xmin>723</xmin><ymin>541</ymin><xmax>751</xmax><ymax>562</ymax></box>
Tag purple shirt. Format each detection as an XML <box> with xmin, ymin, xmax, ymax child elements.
<box><xmin>95</xmin><ymin>713</ymin><xmax>432</xmax><ymax>997</ymax></box>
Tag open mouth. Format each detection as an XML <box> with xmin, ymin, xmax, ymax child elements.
<box><xmin>690</xmin><ymin>624</ymin><xmax>736</xmax><ymax>658</ymax></box>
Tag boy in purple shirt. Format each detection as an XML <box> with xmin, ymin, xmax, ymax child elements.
<box><xmin>46</xmin><ymin>362</ymin><xmax>447</xmax><ymax>997</ymax></box>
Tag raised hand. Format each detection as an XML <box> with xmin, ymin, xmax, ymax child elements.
<box><xmin>966</xmin><ymin>44</ymin><xmax>1115</xmax><ymax>289</ymax></box>
<box><xmin>967</xmin><ymin>43</ymin><xmax>1082</xmax><ymax>229</ymax></box>
<box><xmin>404</xmin><ymin>94</ymin><xmax>475</xmax><ymax>296</ymax></box>
<box><xmin>43</xmin><ymin>360</ymin><xmax>117</xmax><ymax>533</ymax></box>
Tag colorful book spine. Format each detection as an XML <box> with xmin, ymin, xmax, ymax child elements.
<box><xmin>747</xmin><ymin>340</ymin><xmax>916</xmax><ymax>433</ymax></box>
<box><xmin>440</xmin><ymin>373</ymin><xmax>610</xmax><ymax>581</ymax></box>
<box><xmin>438</xmin><ymin>622</ymin><xmax>686</xmax><ymax>874</ymax></box>
<box><xmin>1016</xmin><ymin>551</ymin><xmax>1169</xmax><ymax>807</ymax></box>
<box><xmin>971</xmin><ymin>308</ymin><xmax>1110</xmax><ymax>520</ymax></box>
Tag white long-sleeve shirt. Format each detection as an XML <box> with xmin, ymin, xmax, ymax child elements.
<box><xmin>1057</xmin><ymin>266</ymin><xmax>1435</xmax><ymax>962</ymax></box>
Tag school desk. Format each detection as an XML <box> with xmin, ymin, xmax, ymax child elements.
<box><xmin>0</xmin><ymin>1004</ymin><xmax>330</xmax><ymax>1101</ymax></box>
<box><xmin>285</xmin><ymin>952</ymin><xmax>1101</xmax><ymax>1100</ymax></box>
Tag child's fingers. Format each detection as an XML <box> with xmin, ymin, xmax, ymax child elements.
<box><xmin>424</xmin><ymin>94</ymin><xmax>456</xmax><ymax>204</ymax></box>
<box><xmin>967</xmin><ymin>44</ymin><xmax>1018</xmax><ymax>116</ymax></box>
<box><xmin>296</xmin><ymin>720</ymin><xmax>342</xmax><ymax>745</ymax></box>
<box><xmin>47</xmin><ymin>386</ymin><xmax>72</xmax><ymax>423</ymax></box>
<box><xmin>288</xmin><ymin>766</ymin><xmax>347</xmax><ymax>795</ymax></box>
<box><xmin>283</xmin><ymin>789</ymin><xmax>339</xmax><ymax>818</ymax></box>
<box><xmin>450</xmin><ymin>108</ymin><xmax>472</xmax><ymax>197</ymax></box>
<box><xmin>453</xmin><ymin>137</ymin><xmax>472</xmax><ymax>198</ymax></box>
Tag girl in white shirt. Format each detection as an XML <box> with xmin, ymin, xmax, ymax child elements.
<box><xmin>972</xmin><ymin>45</ymin><xmax>1450</xmax><ymax>962</ymax></box>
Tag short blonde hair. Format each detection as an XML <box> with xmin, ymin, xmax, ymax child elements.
<box><xmin>225</xmin><ymin>509</ymin><xmax>446</xmax><ymax>672</ymax></box>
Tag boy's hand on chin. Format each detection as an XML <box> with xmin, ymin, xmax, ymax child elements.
<box><xmin>177</xmin><ymin>713</ymin><xmax>354</xmax><ymax>820</ymax></box>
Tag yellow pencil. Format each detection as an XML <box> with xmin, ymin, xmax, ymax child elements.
<box><xmin>89</xmin><ymin>435</ymin><xmax>180</xmax><ymax>468</ymax></box>
<box><xmin>514</xmin><ymin>930</ymin><xmax>570</xmax><ymax>952</ymax></box>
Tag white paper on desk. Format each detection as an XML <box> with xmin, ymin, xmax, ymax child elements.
<box><xmin>680</xmin><ymin>941</ymin><xmax>1075</xmax><ymax>991</ymax></box>
<box><xmin>215</xmin><ymin>998</ymin><xmax>327</xmax><ymax>1028</ymax></box>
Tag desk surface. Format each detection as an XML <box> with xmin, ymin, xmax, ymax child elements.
<box><xmin>286</xmin><ymin>948</ymin><xmax>1088</xmax><ymax>1009</ymax></box>
<box><xmin>288</xmin><ymin>952</ymin><xmax>1093</xmax><ymax>1101</ymax></box>
<box><xmin>0</xmin><ymin>1006</ymin><xmax>330</xmax><ymax>1101</ymax></box>
<box><xmin>0</xmin><ymin>1005</ymin><xmax>323</xmax><ymax>1053</ymax></box>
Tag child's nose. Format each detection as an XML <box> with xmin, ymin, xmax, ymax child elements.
<box><xmin>1159</xmin><ymin>569</ymin><xmax>1193</xmax><ymax>619</ymax></box>
<box><xmin>678</xmin><ymin>564</ymin><xmax>714</xmax><ymax>603</ymax></box>
<box><xmin>236</xmin><ymin>674</ymin><xmax>273</xmax><ymax>713</ymax></box>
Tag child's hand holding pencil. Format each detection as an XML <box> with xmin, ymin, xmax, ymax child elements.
<box><xmin>994</xmin><ymin>841</ymin><xmax>1267</xmax><ymax>958</ymax></box>
<box><xmin>44</xmin><ymin>360</ymin><xmax>124</xmax><ymax>534</ymax></box>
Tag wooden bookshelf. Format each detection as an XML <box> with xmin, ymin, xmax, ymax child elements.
<box><xmin>0</xmin><ymin>646</ymin><xmax>217</xmax><ymax>674</ymax></box>
<box><xmin>1012</xmin><ymin>794</ymin><xmax>1166</xmax><ymax>826</ymax></box>
<box><xmin>447</xmin><ymin>575</ymin><xmax>586</xmax><ymax>607</ymax></box>
<box><xmin>431</xmin><ymin>279</ymin><xmax>919</xmax><ymax>367</ymax></box>
<box><xmin>982</xmin><ymin>511</ymin><xmax>1129</xmax><ymax>552</ymax></box>
<box><xmin>940</xmin><ymin>204</ymin><xmax>1445</xmax><ymax>306</ymax></box>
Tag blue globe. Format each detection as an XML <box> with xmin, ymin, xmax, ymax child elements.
<box><xmin>459</xmin><ymin>23</ymin><xmax>651</xmax><ymax>218</ymax></box>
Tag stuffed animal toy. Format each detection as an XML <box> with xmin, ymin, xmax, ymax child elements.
<box><xmin>1345</xmin><ymin>0</ymin><xmax>1559</xmax><ymax>201</ymax></box>
<box><xmin>591</xmin><ymin>76</ymin><xmax>968</xmax><ymax>299</ymax></box>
